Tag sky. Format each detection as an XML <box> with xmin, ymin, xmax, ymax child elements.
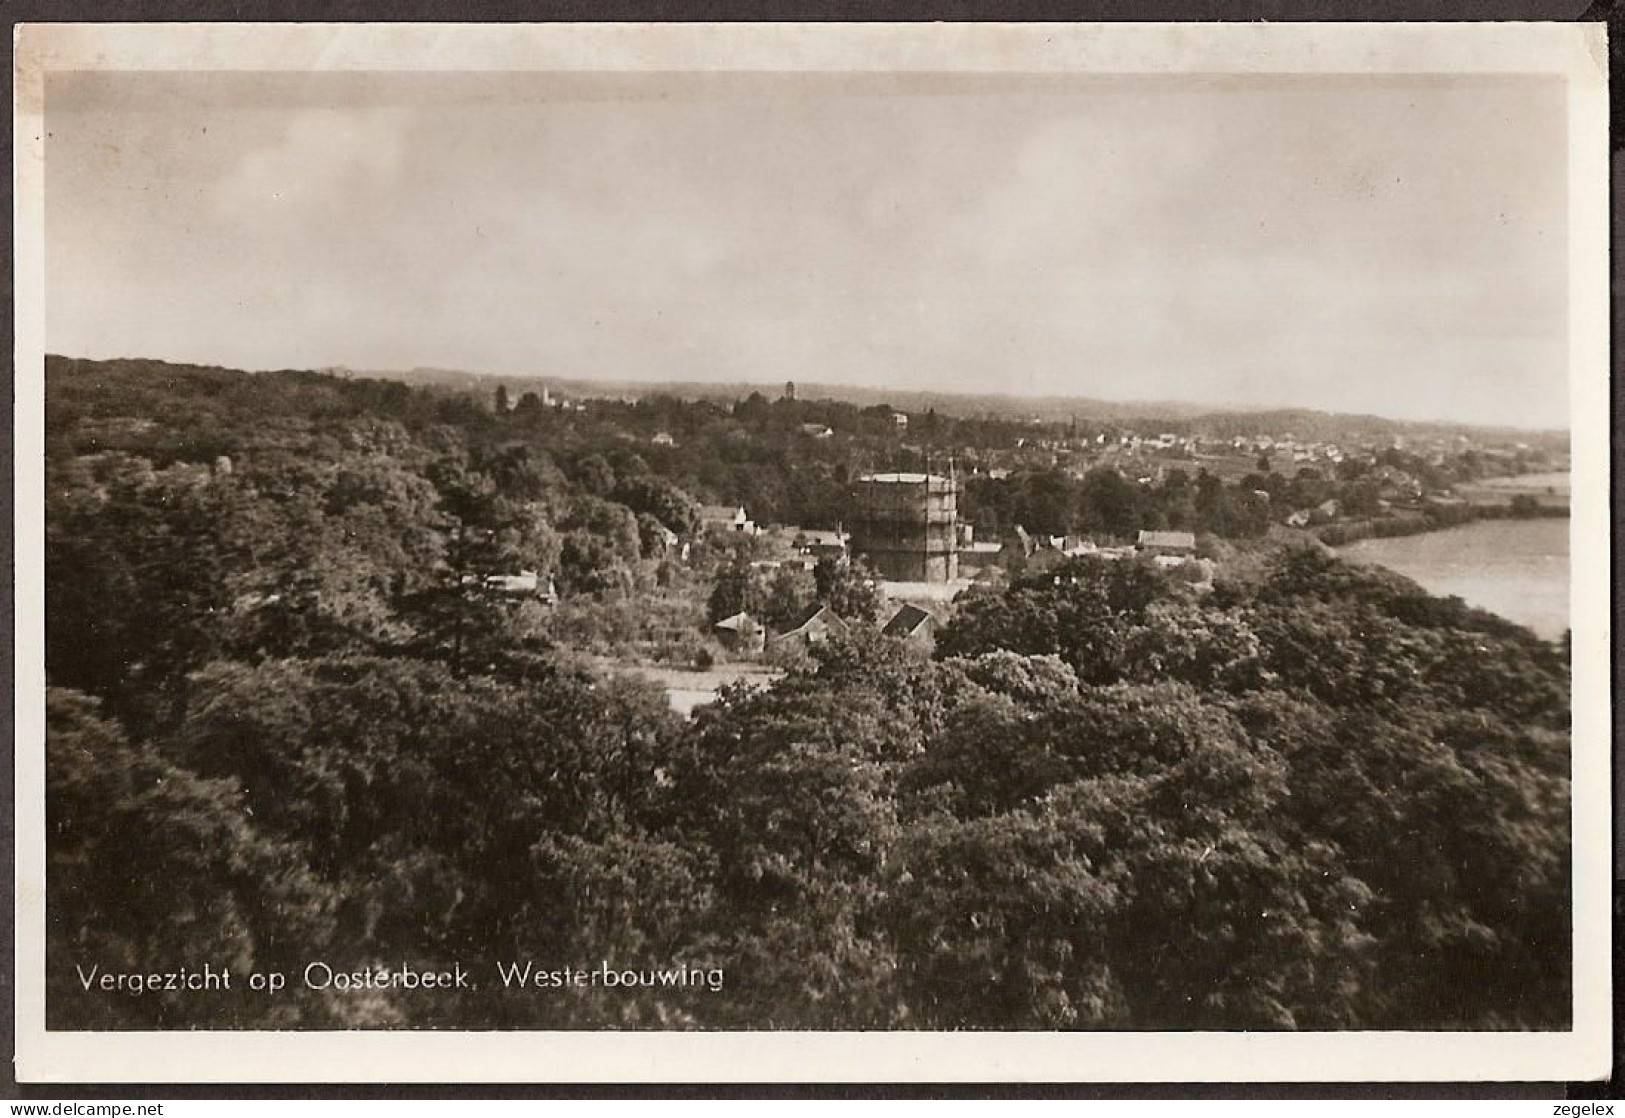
<box><xmin>45</xmin><ymin>70</ymin><xmax>1569</xmax><ymax>428</ymax></box>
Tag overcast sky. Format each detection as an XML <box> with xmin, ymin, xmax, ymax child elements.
<box><xmin>46</xmin><ymin>71</ymin><xmax>1568</xmax><ymax>428</ymax></box>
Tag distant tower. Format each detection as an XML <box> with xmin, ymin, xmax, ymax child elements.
<box><xmin>784</xmin><ymin>380</ymin><xmax>796</xmax><ymax>401</ymax></box>
<box><xmin>850</xmin><ymin>469</ymin><xmax>959</xmax><ymax>583</ymax></box>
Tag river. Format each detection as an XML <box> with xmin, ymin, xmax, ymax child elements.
<box><xmin>1337</xmin><ymin>517</ymin><xmax>1570</xmax><ymax>640</ymax></box>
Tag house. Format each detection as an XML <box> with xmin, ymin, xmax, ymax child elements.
<box><xmin>767</xmin><ymin>604</ymin><xmax>849</xmax><ymax>651</ymax></box>
<box><xmin>891</xmin><ymin>413</ymin><xmax>909</xmax><ymax>429</ymax></box>
<box><xmin>647</xmin><ymin>524</ymin><xmax>689</xmax><ymax>561</ymax></box>
<box><xmin>1373</xmin><ymin>467</ymin><xmax>1422</xmax><ymax>501</ymax></box>
<box><xmin>1005</xmin><ymin>525</ymin><xmax>1037</xmax><ymax>559</ymax></box>
<box><xmin>651</xmin><ymin>432</ymin><xmax>677</xmax><ymax>447</ymax></box>
<box><xmin>1135</xmin><ymin>530</ymin><xmax>1197</xmax><ymax>557</ymax></box>
<box><xmin>800</xmin><ymin>423</ymin><xmax>835</xmax><ymax>439</ymax></box>
<box><xmin>483</xmin><ymin>570</ymin><xmax>559</xmax><ymax>603</ymax></box>
<box><xmin>757</xmin><ymin>556</ymin><xmax>815</xmax><ymax>573</ymax></box>
<box><xmin>956</xmin><ymin>539</ymin><xmax>1003</xmax><ymax>577</ymax></box>
<box><xmin>796</xmin><ymin>528</ymin><xmax>849</xmax><ymax>561</ymax></box>
<box><xmin>881</xmin><ymin>603</ymin><xmax>936</xmax><ymax>649</ymax></box>
<box><xmin>712</xmin><ymin>611</ymin><xmax>765</xmax><ymax>655</ymax></box>
<box><xmin>700</xmin><ymin>505</ymin><xmax>756</xmax><ymax>535</ymax></box>
<box><xmin>484</xmin><ymin>569</ymin><xmax>539</xmax><ymax>593</ymax></box>
<box><xmin>1024</xmin><ymin>547</ymin><xmax>1066</xmax><ymax>574</ymax></box>
<box><xmin>969</xmin><ymin>565</ymin><xmax>1008</xmax><ymax>590</ymax></box>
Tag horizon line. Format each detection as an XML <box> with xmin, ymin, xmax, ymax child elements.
<box><xmin>44</xmin><ymin>351</ymin><xmax>1571</xmax><ymax>437</ymax></box>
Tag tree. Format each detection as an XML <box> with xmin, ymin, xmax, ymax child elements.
<box><xmin>560</xmin><ymin>495</ymin><xmax>642</xmax><ymax>564</ymax></box>
<box><xmin>475</xmin><ymin>443</ymin><xmax>564</xmax><ymax>505</ymax></box>
<box><xmin>659</xmin><ymin>648</ymin><xmax>920</xmax><ymax>1028</ymax></box>
<box><xmin>47</xmin><ymin>688</ymin><xmax>337</xmax><ymax>1028</ymax></box>
<box><xmin>1118</xmin><ymin>603</ymin><xmax>1270</xmax><ymax>692</ymax></box>
<box><xmin>707</xmin><ymin>559</ymin><xmax>765</xmax><ymax>625</ymax></box>
<box><xmin>398</xmin><ymin>458</ymin><xmax>560</xmax><ymax>670</ymax></box>
<box><xmin>813</xmin><ymin>556</ymin><xmax>882</xmax><ymax>622</ymax></box>
<box><xmin>1014</xmin><ymin>470</ymin><xmax>1078</xmax><ymax>536</ymax></box>
<box><xmin>885</xmin><ymin>803</ymin><xmax>1121</xmax><ymax>1028</ymax></box>
<box><xmin>615</xmin><ymin>475</ymin><xmax>701</xmax><ymax>538</ymax></box>
<box><xmin>572</xmin><ymin>453</ymin><xmax>617</xmax><ymax>497</ymax></box>
<box><xmin>935</xmin><ymin>556</ymin><xmax>1164</xmax><ymax>684</ymax></box>
<box><xmin>1341</xmin><ymin>479</ymin><xmax>1383</xmax><ymax>518</ymax></box>
<box><xmin>46</xmin><ymin>455</ymin><xmax>244</xmax><ymax>728</ymax></box>
<box><xmin>557</xmin><ymin>530</ymin><xmax>630</xmax><ymax>598</ymax></box>
<box><xmin>163</xmin><ymin>653</ymin><xmax>686</xmax><ymax>1027</ymax></box>
<box><xmin>1076</xmin><ymin>468</ymin><xmax>1143</xmax><ymax>537</ymax></box>
<box><xmin>42</xmin><ymin>354</ymin><xmax>1574</xmax><ymax>1033</ymax></box>
<box><xmin>760</xmin><ymin>565</ymin><xmax>816</xmax><ymax>632</ymax></box>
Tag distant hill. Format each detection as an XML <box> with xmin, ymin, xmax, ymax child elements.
<box><xmin>53</xmin><ymin>356</ymin><xmax>1562</xmax><ymax>447</ymax></box>
<box><xmin>338</xmin><ymin>366</ymin><xmax>1217</xmax><ymax>424</ymax></box>
<box><xmin>334</xmin><ymin>364</ymin><xmax>1565</xmax><ymax>445</ymax></box>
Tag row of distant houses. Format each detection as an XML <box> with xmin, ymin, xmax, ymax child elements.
<box><xmin>481</xmin><ymin>523</ymin><xmax>1202</xmax><ymax>610</ymax></box>
<box><xmin>703</xmin><ymin>498</ymin><xmax>1199</xmax><ymax>559</ymax></box>
<box><xmin>713</xmin><ymin>599</ymin><xmax>937</xmax><ymax>658</ymax></box>
<box><xmin>649</xmin><ymin>414</ymin><xmax>909</xmax><ymax>448</ymax></box>
<box><xmin>961</xmin><ymin>525</ymin><xmax>1198</xmax><ymax>567</ymax></box>
<box><xmin>711</xmin><ymin>532</ymin><xmax>1205</xmax><ymax>660</ymax></box>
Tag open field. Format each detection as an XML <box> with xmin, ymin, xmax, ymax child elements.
<box><xmin>591</xmin><ymin>657</ymin><xmax>784</xmax><ymax>716</ymax></box>
<box><xmin>1454</xmin><ymin>472</ymin><xmax>1570</xmax><ymax>508</ymax></box>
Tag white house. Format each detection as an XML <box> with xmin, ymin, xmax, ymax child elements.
<box><xmin>700</xmin><ymin>505</ymin><xmax>757</xmax><ymax>535</ymax></box>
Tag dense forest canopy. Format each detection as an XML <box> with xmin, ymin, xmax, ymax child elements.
<box><xmin>44</xmin><ymin>357</ymin><xmax>1569</xmax><ymax>1030</ymax></box>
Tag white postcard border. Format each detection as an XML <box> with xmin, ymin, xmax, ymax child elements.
<box><xmin>12</xmin><ymin>20</ymin><xmax>1612</xmax><ymax>1084</ymax></box>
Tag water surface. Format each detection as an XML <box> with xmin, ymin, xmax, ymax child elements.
<box><xmin>1338</xmin><ymin>518</ymin><xmax>1569</xmax><ymax>640</ymax></box>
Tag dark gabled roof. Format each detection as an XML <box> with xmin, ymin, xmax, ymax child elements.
<box><xmin>882</xmin><ymin>603</ymin><xmax>934</xmax><ymax>638</ymax></box>
<box><xmin>779</xmin><ymin>603</ymin><xmax>849</xmax><ymax>637</ymax></box>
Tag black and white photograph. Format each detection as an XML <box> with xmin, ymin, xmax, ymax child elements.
<box><xmin>12</xmin><ymin>21</ymin><xmax>1611</xmax><ymax>1084</ymax></box>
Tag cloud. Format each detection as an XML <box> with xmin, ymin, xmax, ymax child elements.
<box><xmin>46</xmin><ymin>72</ymin><xmax>1571</xmax><ymax>427</ymax></box>
<box><xmin>214</xmin><ymin>109</ymin><xmax>406</xmax><ymax>224</ymax></box>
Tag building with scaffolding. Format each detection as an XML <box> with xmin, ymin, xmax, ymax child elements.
<box><xmin>849</xmin><ymin>467</ymin><xmax>959</xmax><ymax>583</ymax></box>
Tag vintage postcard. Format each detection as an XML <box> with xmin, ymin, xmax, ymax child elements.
<box><xmin>12</xmin><ymin>21</ymin><xmax>1611</xmax><ymax>1083</ymax></box>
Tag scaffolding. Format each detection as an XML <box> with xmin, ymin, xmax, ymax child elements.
<box><xmin>850</xmin><ymin>464</ymin><xmax>959</xmax><ymax>583</ymax></box>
